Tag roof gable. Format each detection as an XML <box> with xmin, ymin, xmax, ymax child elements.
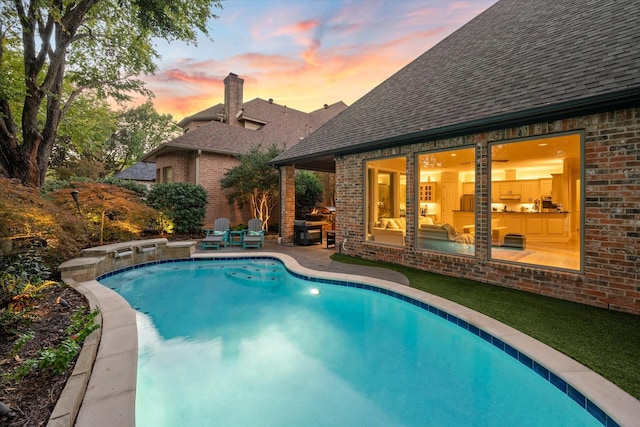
<box><xmin>274</xmin><ymin>0</ymin><xmax>640</xmax><ymax>164</ymax></box>
<box><xmin>145</xmin><ymin>95</ymin><xmax>346</xmax><ymax>161</ymax></box>
<box><xmin>177</xmin><ymin>104</ymin><xmax>224</xmax><ymax>127</ymax></box>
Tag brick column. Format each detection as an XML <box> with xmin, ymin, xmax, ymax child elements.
<box><xmin>279</xmin><ymin>165</ymin><xmax>296</xmax><ymax>244</ymax></box>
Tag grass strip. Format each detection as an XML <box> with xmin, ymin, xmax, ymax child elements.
<box><xmin>331</xmin><ymin>253</ymin><xmax>640</xmax><ymax>400</ymax></box>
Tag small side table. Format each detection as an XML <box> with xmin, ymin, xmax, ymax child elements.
<box><xmin>229</xmin><ymin>230</ymin><xmax>244</xmax><ymax>246</ymax></box>
<box><xmin>326</xmin><ymin>231</ymin><xmax>336</xmax><ymax>248</ymax></box>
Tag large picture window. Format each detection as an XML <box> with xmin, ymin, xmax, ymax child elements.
<box><xmin>366</xmin><ymin>157</ymin><xmax>407</xmax><ymax>245</ymax></box>
<box><xmin>489</xmin><ymin>133</ymin><xmax>582</xmax><ymax>271</ymax></box>
<box><xmin>415</xmin><ymin>147</ymin><xmax>476</xmax><ymax>255</ymax></box>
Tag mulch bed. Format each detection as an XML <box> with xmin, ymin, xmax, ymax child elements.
<box><xmin>0</xmin><ymin>284</ymin><xmax>88</xmax><ymax>426</ymax></box>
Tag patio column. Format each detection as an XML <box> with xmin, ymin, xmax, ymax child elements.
<box><xmin>279</xmin><ymin>165</ymin><xmax>296</xmax><ymax>244</ymax></box>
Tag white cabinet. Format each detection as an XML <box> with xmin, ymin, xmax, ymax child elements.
<box><xmin>520</xmin><ymin>182</ymin><xmax>538</xmax><ymax>203</ymax></box>
<box><xmin>462</xmin><ymin>182</ymin><xmax>475</xmax><ymax>195</ymax></box>
<box><xmin>491</xmin><ymin>182</ymin><xmax>500</xmax><ymax>202</ymax></box>
<box><xmin>505</xmin><ymin>216</ymin><xmax>523</xmax><ymax>234</ymax></box>
<box><xmin>499</xmin><ymin>182</ymin><xmax>521</xmax><ymax>196</ymax></box>
<box><xmin>539</xmin><ymin>179</ymin><xmax>552</xmax><ymax>197</ymax></box>
<box><xmin>419</xmin><ymin>182</ymin><xmax>435</xmax><ymax>202</ymax></box>
<box><xmin>492</xmin><ymin>212</ymin><xmax>570</xmax><ymax>242</ymax></box>
<box><xmin>453</xmin><ymin>211</ymin><xmax>475</xmax><ymax>231</ymax></box>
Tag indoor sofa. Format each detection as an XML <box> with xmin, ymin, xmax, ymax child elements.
<box><xmin>371</xmin><ymin>217</ymin><xmax>406</xmax><ymax>245</ymax></box>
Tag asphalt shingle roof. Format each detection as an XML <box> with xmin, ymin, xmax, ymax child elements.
<box><xmin>177</xmin><ymin>104</ymin><xmax>224</xmax><ymax>127</ymax></box>
<box><xmin>142</xmin><ymin>99</ymin><xmax>347</xmax><ymax>161</ymax></box>
<box><xmin>114</xmin><ymin>162</ymin><xmax>156</xmax><ymax>181</ymax></box>
<box><xmin>273</xmin><ymin>0</ymin><xmax>640</xmax><ymax>164</ymax></box>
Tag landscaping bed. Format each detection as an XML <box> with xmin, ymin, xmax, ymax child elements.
<box><xmin>0</xmin><ymin>284</ymin><xmax>88</xmax><ymax>426</ymax></box>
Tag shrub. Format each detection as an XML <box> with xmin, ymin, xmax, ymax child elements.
<box><xmin>48</xmin><ymin>181</ymin><xmax>159</xmax><ymax>244</ymax></box>
<box><xmin>98</xmin><ymin>177</ymin><xmax>148</xmax><ymax>197</ymax></box>
<box><xmin>295</xmin><ymin>170</ymin><xmax>324</xmax><ymax>219</ymax></box>
<box><xmin>146</xmin><ymin>183</ymin><xmax>207</xmax><ymax>234</ymax></box>
<box><xmin>0</xmin><ymin>250</ymin><xmax>52</xmax><ymax>283</ymax></box>
<box><xmin>43</xmin><ymin>177</ymin><xmax>148</xmax><ymax>197</ymax></box>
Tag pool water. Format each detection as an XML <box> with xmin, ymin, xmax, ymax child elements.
<box><xmin>101</xmin><ymin>259</ymin><xmax>602</xmax><ymax>427</ymax></box>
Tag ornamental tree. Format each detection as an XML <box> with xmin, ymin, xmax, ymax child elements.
<box><xmin>220</xmin><ymin>145</ymin><xmax>283</xmax><ymax>231</ymax></box>
<box><xmin>0</xmin><ymin>0</ymin><xmax>222</xmax><ymax>187</ymax></box>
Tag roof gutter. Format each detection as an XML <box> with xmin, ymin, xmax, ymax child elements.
<box><xmin>141</xmin><ymin>143</ymin><xmax>244</xmax><ymax>162</ymax></box>
<box><xmin>272</xmin><ymin>88</ymin><xmax>640</xmax><ymax>166</ymax></box>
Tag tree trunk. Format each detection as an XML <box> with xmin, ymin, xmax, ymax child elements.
<box><xmin>0</xmin><ymin>0</ymin><xmax>96</xmax><ymax>187</ymax></box>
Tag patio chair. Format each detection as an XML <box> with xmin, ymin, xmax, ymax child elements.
<box><xmin>242</xmin><ymin>218</ymin><xmax>265</xmax><ymax>249</ymax></box>
<box><xmin>202</xmin><ymin>217</ymin><xmax>230</xmax><ymax>250</ymax></box>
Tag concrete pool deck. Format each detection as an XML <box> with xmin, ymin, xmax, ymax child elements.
<box><xmin>55</xmin><ymin>239</ymin><xmax>640</xmax><ymax>427</ymax></box>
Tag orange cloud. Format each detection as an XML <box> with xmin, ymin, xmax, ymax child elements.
<box><xmin>145</xmin><ymin>1</ymin><xmax>498</xmax><ymax>119</ymax></box>
<box><xmin>274</xmin><ymin>19</ymin><xmax>321</xmax><ymax>36</ymax></box>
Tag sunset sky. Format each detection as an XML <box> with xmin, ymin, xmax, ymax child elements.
<box><xmin>146</xmin><ymin>0</ymin><xmax>498</xmax><ymax>121</ymax></box>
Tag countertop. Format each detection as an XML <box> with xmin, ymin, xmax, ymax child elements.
<box><xmin>491</xmin><ymin>210</ymin><xmax>570</xmax><ymax>214</ymax></box>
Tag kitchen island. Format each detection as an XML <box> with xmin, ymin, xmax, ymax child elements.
<box><xmin>453</xmin><ymin>211</ymin><xmax>571</xmax><ymax>243</ymax></box>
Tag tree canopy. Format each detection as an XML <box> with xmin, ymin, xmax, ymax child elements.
<box><xmin>295</xmin><ymin>170</ymin><xmax>324</xmax><ymax>219</ymax></box>
<box><xmin>104</xmin><ymin>101</ymin><xmax>180</xmax><ymax>173</ymax></box>
<box><xmin>220</xmin><ymin>145</ymin><xmax>283</xmax><ymax>231</ymax></box>
<box><xmin>0</xmin><ymin>0</ymin><xmax>222</xmax><ymax>187</ymax></box>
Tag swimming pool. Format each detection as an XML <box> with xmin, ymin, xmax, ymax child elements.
<box><xmin>99</xmin><ymin>257</ymin><xmax>611</xmax><ymax>426</ymax></box>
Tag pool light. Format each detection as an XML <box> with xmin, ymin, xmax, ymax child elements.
<box><xmin>310</xmin><ymin>288</ymin><xmax>321</xmax><ymax>295</ymax></box>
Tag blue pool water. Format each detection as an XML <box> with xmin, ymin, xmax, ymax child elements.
<box><xmin>100</xmin><ymin>258</ymin><xmax>605</xmax><ymax>427</ymax></box>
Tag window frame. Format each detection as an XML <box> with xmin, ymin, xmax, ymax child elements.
<box><xmin>488</xmin><ymin>131</ymin><xmax>584</xmax><ymax>272</ymax></box>
<box><xmin>414</xmin><ymin>146</ymin><xmax>476</xmax><ymax>256</ymax></box>
<box><xmin>364</xmin><ymin>155</ymin><xmax>408</xmax><ymax>246</ymax></box>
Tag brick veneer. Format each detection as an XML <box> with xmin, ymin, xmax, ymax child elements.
<box><xmin>155</xmin><ymin>152</ymin><xmax>250</xmax><ymax>227</ymax></box>
<box><xmin>324</xmin><ymin>107</ymin><xmax>639</xmax><ymax>315</ymax></box>
<box><xmin>279</xmin><ymin>165</ymin><xmax>296</xmax><ymax>243</ymax></box>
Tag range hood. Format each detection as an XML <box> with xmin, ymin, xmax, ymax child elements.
<box><xmin>499</xmin><ymin>193</ymin><xmax>521</xmax><ymax>200</ymax></box>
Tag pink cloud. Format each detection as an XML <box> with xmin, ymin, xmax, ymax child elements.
<box><xmin>274</xmin><ymin>19</ymin><xmax>321</xmax><ymax>36</ymax></box>
<box><xmin>145</xmin><ymin>1</ymin><xmax>499</xmax><ymax>118</ymax></box>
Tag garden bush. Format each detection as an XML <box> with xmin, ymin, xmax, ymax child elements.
<box><xmin>295</xmin><ymin>170</ymin><xmax>324</xmax><ymax>219</ymax></box>
<box><xmin>146</xmin><ymin>183</ymin><xmax>208</xmax><ymax>234</ymax></box>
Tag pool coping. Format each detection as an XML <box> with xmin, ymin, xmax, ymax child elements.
<box><xmin>58</xmin><ymin>252</ymin><xmax>640</xmax><ymax>427</ymax></box>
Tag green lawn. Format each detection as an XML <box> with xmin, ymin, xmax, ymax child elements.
<box><xmin>331</xmin><ymin>253</ymin><xmax>640</xmax><ymax>400</ymax></box>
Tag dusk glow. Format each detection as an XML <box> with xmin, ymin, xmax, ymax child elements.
<box><xmin>145</xmin><ymin>0</ymin><xmax>498</xmax><ymax>120</ymax></box>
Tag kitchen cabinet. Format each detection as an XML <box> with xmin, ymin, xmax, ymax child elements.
<box><xmin>525</xmin><ymin>218</ymin><xmax>543</xmax><ymax>237</ymax></box>
<box><xmin>419</xmin><ymin>182</ymin><xmax>436</xmax><ymax>202</ymax></box>
<box><xmin>462</xmin><ymin>182</ymin><xmax>475</xmax><ymax>195</ymax></box>
<box><xmin>520</xmin><ymin>182</ymin><xmax>538</xmax><ymax>203</ymax></box>
<box><xmin>453</xmin><ymin>211</ymin><xmax>475</xmax><ymax>231</ymax></box>
<box><xmin>505</xmin><ymin>216</ymin><xmax>523</xmax><ymax>234</ymax></box>
<box><xmin>491</xmin><ymin>182</ymin><xmax>499</xmax><ymax>202</ymax></box>
<box><xmin>492</xmin><ymin>179</ymin><xmax>548</xmax><ymax>202</ymax></box>
<box><xmin>499</xmin><ymin>182</ymin><xmax>522</xmax><ymax>196</ymax></box>
<box><xmin>491</xmin><ymin>212</ymin><xmax>570</xmax><ymax>242</ymax></box>
<box><xmin>539</xmin><ymin>179</ymin><xmax>552</xmax><ymax>197</ymax></box>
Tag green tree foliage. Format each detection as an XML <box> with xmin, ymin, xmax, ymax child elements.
<box><xmin>0</xmin><ymin>0</ymin><xmax>222</xmax><ymax>188</ymax></box>
<box><xmin>295</xmin><ymin>170</ymin><xmax>324</xmax><ymax>219</ymax></box>
<box><xmin>52</xmin><ymin>92</ymin><xmax>118</xmax><ymax>172</ymax></box>
<box><xmin>220</xmin><ymin>145</ymin><xmax>283</xmax><ymax>231</ymax></box>
<box><xmin>146</xmin><ymin>183</ymin><xmax>208</xmax><ymax>234</ymax></box>
<box><xmin>104</xmin><ymin>101</ymin><xmax>181</xmax><ymax>173</ymax></box>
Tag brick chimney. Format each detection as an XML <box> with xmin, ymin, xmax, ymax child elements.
<box><xmin>223</xmin><ymin>73</ymin><xmax>244</xmax><ymax>127</ymax></box>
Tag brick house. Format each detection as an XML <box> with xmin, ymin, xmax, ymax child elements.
<box><xmin>273</xmin><ymin>0</ymin><xmax>640</xmax><ymax>314</ymax></box>
<box><xmin>142</xmin><ymin>73</ymin><xmax>346</xmax><ymax>226</ymax></box>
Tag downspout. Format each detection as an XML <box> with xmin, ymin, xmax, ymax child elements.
<box><xmin>195</xmin><ymin>149</ymin><xmax>201</xmax><ymax>184</ymax></box>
